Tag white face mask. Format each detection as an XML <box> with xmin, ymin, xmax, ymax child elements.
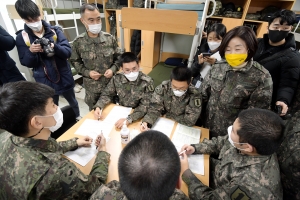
<box><xmin>40</xmin><ymin>107</ymin><xmax>64</xmax><ymax>132</ymax></box>
<box><xmin>227</xmin><ymin>125</ymin><xmax>247</xmax><ymax>150</ymax></box>
<box><xmin>87</xmin><ymin>23</ymin><xmax>102</xmax><ymax>34</ymax></box>
<box><xmin>208</xmin><ymin>41</ymin><xmax>221</xmax><ymax>51</ymax></box>
<box><xmin>26</xmin><ymin>20</ymin><xmax>43</xmax><ymax>32</ymax></box>
<box><xmin>172</xmin><ymin>89</ymin><xmax>187</xmax><ymax>97</ymax></box>
<box><xmin>124</xmin><ymin>71</ymin><xmax>139</xmax><ymax>82</ymax></box>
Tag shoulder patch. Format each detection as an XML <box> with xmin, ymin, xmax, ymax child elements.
<box><xmin>147</xmin><ymin>84</ymin><xmax>155</xmax><ymax>92</ymax></box>
<box><xmin>194</xmin><ymin>98</ymin><xmax>201</xmax><ymax>107</ymax></box>
<box><xmin>230</xmin><ymin>186</ymin><xmax>251</xmax><ymax>200</ymax></box>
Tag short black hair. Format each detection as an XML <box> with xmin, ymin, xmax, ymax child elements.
<box><xmin>0</xmin><ymin>81</ymin><xmax>55</xmax><ymax>136</ymax></box>
<box><xmin>207</xmin><ymin>23</ymin><xmax>227</xmax><ymax>40</ymax></box>
<box><xmin>80</xmin><ymin>3</ymin><xmax>99</xmax><ymax>16</ymax></box>
<box><xmin>118</xmin><ymin>130</ymin><xmax>180</xmax><ymax>200</ymax></box>
<box><xmin>268</xmin><ymin>9</ymin><xmax>296</xmax><ymax>26</ymax></box>
<box><xmin>119</xmin><ymin>52</ymin><xmax>139</xmax><ymax>67</ymax></box>
<box><xmin>219</xmin><ymin>26</ymin><xmax>257</xmax><ymax>62</ymax></box>
<box><xmin>170</xmin><ymin>66</ymin><xmax>192</xmax><ymax>84</ymax></box>
<box><xmin>237</xmin><ymin>108</ymin><xmax>284</xmax><ymax>155</ymax></box>
<box><xmin>15</xmin><ymin>0</ymin><xmax>40</xmax><ymax>21</ymax></box>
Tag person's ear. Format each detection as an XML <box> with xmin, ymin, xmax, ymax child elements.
<box><xmin>30</xmin><ymin>116</ymin><xmax>43</xmax><ymax>130</ymax></box>
<box><xmin>242</xmin><ymin>143</ymin><xmax>255</xmax><ymax>153</ymax></box>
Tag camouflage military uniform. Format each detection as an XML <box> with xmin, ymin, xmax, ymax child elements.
<box><xmin>0</xmin><ymin>132</ymin><xmax>110</xmax><ymax>199</ymax></box>
<box><xmin>89</xmin><ymin>180</ymin><xmax>189</xmax><ymax>200</ymax></box>
<box><xmin>93</xmin><ymin>71</ymin><xmax>154</xmax><ymax>122</ymax></box>
<box><xmin>200</xmin><ymin>60</ymin><xmax>272</xmax><ymax>138</ymax></box>
<box><xmin>142</xmin><ymin>80</ymin><xmax>202</xmax><ymax>127</ymax></box>
<box><xmin>182</xmin><ymin>135</ymin><xmax>283</xmax><ymax>199</ymax></box>
<box><xmin>277</xmin><ymin>110</ymin><xmax>300</xmax><ymax>199</ymax></box>
<box><xmin>70</xmin><ymin>31</ymin><xmax>121</xmax><ymax>110</ymax></box>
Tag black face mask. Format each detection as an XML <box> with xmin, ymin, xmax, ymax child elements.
<box><xmin>268</xmin><ymin>29</ymin><xmax>289</xmax><ymax>43</ymax></box>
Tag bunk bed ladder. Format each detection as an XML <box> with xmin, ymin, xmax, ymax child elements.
<box><xmin>188</xmin><ymin>0</ymin><xmax>216</xmax><ymax>68</ymax></box>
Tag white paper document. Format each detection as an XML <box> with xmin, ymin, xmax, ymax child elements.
<box><xmin>64</xmin><ymin>144</ymin><xmax>98</xmax><ymax>166</ymax></box>
<box><xmin>172</xmin><ymin>123</ymin><xmax>201</xmax><ymax>151</ymax></box>
<box><xmin>74</xmin><ymin>106</ymin><xmax>132</xmax><ymax>140</ymax></box>
<box><xmin>151</xmin><ymin>117</ymin><xmax>175</xmax><ymax>137</ymax></box>
<box><xmin>188</xmin><ymin>154</ymin><xmax>204</xmax><ymax>175</ymax></box>
<box><xmin>74</xmin><ymin>119</ymin><xmax>110</xmax><ymax>140</ymax></box>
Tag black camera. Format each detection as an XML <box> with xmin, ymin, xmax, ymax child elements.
<box><xmin>34</xmin><ymin>38</ymin><xmax>55</xmax><ymax>57</ymax></box>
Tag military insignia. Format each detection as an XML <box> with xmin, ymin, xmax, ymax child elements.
<box><xmin>194</xmin><ymin>98</ymin><xmax>201</xmax><ymax>107</ymax></box>
<box><xmin>230</xmin><ymin>186</ymin><xmax>251</xmax><ymax>200</ymax></box>
<box><xmin>147</xmin><ymin>84</ymin><xmax>154</xmax><ymax>92</ymax></box>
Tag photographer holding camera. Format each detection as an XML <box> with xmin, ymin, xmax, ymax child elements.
<box><xmin>15</xmin><ymin>0</ymin><xmax>81</xmax><ymax>120</ymax></box>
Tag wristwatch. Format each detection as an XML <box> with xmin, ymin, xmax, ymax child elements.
<box><xmin>126</xmin><ymin>115</ymin><xmax>133</xmax><ymax>124</ymax></box>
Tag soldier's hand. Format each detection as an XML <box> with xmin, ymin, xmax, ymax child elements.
<box><xmin>180</xmin><ymin>144</ymin><xmax>195</xmax><ymax>155</ymax></box>
<box><xmin>77</xmin><ymin>136</ymin><xmax>93</xmax><ymax>147</ymax></box>
<box><xmin>89</xmin><ymin>70</ymin><xmax>101</xmax><ymax>80</ymax></box>
<box><xmin>95</xmin><ymin>132</ymin><xmax>106</xmax><ymax>152</ymax></box>
<box><xmin>104</xmin><ymin>69</ymin><xmax>113</xmax><ymax>78</ymax></box>
<box><xmin>206</xmin><ymin>57</ymin><xmax>216</xmax><ymax>65</ymax></box>
<box><xmin>115</xmin><ymin>118</ymin><xmax>128</xmax><ymax>129</ymax></box>
<box><xmin>94</xmin><ymin>107</ymin><xmax>103</xmax><ymax>120</ymax></box>
<box><xmin>198</xmin><ymin>53</ymin><xmax>204</xmax><ymax>64</ymax></box>
<box><xmin>140</xmin><ymin>122</ymin><xmax>149</xmax><ymax>132</ymax></box>
<box><xmin>180</xmin><ymin>152</ymin><xmax>189</xmax><ymax>174</ymax></box>
<box><xmin>276</xmin><ymin>101</ymin><xmax>288</xmax><ymax>116</ymax></box>
<box><xmin>29</xmin><ymin>42</ymin><xmax>42</xmax><ymax>53</ymax></box>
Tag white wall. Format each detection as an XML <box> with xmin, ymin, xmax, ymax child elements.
<box><xmin>293</xmin><ymin>1</ymin><xmax>300</xmax><ymax>11</ymax></box>
<box><xmin>162</xmin><ymin>33</ymin><xmax>193</xmax><ymax>55</ymax></box>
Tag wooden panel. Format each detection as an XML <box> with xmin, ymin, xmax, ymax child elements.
<box><xmin>122</xmin><ymin>8</ymin><xmax>198</xmax><ymax>35</ymax></box>
<box><xmin>160</xmin><ymin>52</ymin><xmax>189</xmax><ymax>62</ymax></box>
<box><xmin>116</xmin><ymin>10</ymin><xmax>122</xmax><ymax>47</ymax></box>
<box><xmin>257</xmin><ymin>22</ymin><xmax>268</xmax><ymax>38</ymax></box>
<box><xmin>222</xmin><ymin>18</ymin><xmax>243</xmax><ymax>31</ymax></box>
<box><xmin>141</xmin><ymin>31</ymin><xmax>161</xmax><ymax>68</ymax></box>
<box><xmin>57</xmin><ymin>104</ymin><xmax>210</xmax><ymax>196</ymax></box>
<box><xmin>6</xmin><ymin>5</ymin><xmax>44</xmax><ymax>20</ymax></box>
<box><xmin>124</xmin><ymin>29</ymin><xmax>133</xmax><ymax>52</ymax></box>
<box><xmin>247</xmin><ymin>1</ymin><xmax>295</xmax><ymax>13</ymax></box>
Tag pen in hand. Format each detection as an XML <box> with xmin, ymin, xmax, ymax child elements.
<box><xmin>98</xmin><ymin>109</ymin><xmax>102</xmax><ymax>121</ymax></box>
<box><xmin>179</xmin><ymin>150</ymin><xmax>187</xmax><ymax>156</ymax></box>
<box><xmin>96</xmin><ymin>130</ymin><xmax>103</xmax><ymax>149</ymax></box>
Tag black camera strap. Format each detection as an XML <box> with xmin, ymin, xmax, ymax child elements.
<box><xmin>39</xmin><ymin>54</ymin><xmax>61</xmax><ymax>84</ymax></box>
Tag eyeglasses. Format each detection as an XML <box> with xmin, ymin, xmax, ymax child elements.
<box><xmin>123</xmin><ymin>67</ymin><xmax>139</xmax><ymax>74</ymax></box>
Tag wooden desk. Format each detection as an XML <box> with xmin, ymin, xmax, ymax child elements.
<box><xmin>57</xmin><ymin>104</ymin><xmax>209</xmax><ymax>196</ymax></box>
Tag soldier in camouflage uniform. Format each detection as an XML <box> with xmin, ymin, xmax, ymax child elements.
<box><xmin>140</xmin><ymin>66</ymin><xmax>202</xmax><ymax>130</ymax></box>
<box><xmin>70</xmin><ymin>4</ymin><xmax>121</xmax><ymax>110</ymax></box>
<box><xmin>0</xmin><ymin>81</ymin><xmax>110</xmax><ymax>199</ymax></box>
<box><xmin>93</xmin><ymin>52</ymin><xmax>154</xmax><ymax>128</ymax></box>
<box><xmin>180</xmin><ymin>108</ymin><xmax>284</xmax><ymax>199</ymax></box>
<box><xmin>277</xmin><ymin>110</ymin><xmax>300</xmax><ymax>199</ymax></box>
<box><xmin>200</xmin><ymin>26</ymin><xmax>273</xmax><ymax>138</ymax></box>
<box><xmin>89</xmin><ymin>130</ymin><xmax>189</xmax><ymax>200</ymax></box>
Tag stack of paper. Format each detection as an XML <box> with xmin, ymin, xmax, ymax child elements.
<box><xmin>64</xmin><ymin>143</ymin><xmax>98</xmax><ymax>166</ymax></box>
<box><xmin>152</xmin><ymin>117</ymin><xmax>175</xmax><ymax>137</ymax></box>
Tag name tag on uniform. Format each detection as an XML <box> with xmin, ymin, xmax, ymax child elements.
<box><xmin>195</xmin><ymin>80</ymin><xmax>201</xmax><ymax>88</ymax></box>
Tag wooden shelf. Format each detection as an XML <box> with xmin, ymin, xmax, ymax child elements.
<box><xmin>209</xmin><ymin>16</ymin><xmax>223</xmax><ymax>19</ymax></box>
<box><xmin>244</xmin><ymin>19</ymin><xmax>266</xmax><ymax>23</ymax></box>
<box><xmin>105</xmin><ymin>9</ymin><xmax>119</xmax><ymax>11</ymax></box>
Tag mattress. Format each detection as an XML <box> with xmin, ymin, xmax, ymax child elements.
<box><xmin>156</xmin><ymin>3</ymin><xmax>204</xmax><ymax>20</ymax></box>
